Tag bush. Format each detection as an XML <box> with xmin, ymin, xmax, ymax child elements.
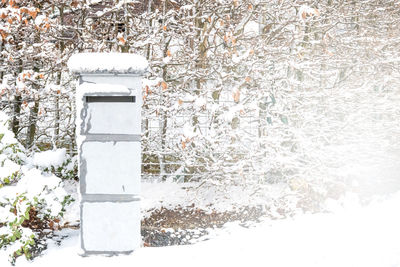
<box><xmin>32</xmin><ymin>148</ymin><xmax>77</xmax><ymax>181</ymax></box>
<box><xmin>0</xmin><ymin>112</ymin><xmax>72</xmax><ymax>264</ymax></box>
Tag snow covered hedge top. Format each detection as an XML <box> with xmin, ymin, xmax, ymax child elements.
<box><xmin>68</xmin><ymin>53</ymin><xmax>148</xmax><ymax>75</ymax></box>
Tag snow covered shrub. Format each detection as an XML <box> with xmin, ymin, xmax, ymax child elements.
<box><xmin>32</xmin><ymin>148</ymin><xmax>77</xmax><ymax>180</ymax></box>
<box><xmin>0</xmin><ymin>112</ymin><xmax>72</xmax><ymax>264</ymax></box>
<box><xmin>0</xmin><ymin>114</ymin><xmax>25</xmax><ymax>187</ymax></box>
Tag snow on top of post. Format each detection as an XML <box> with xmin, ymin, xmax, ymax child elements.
<box><xmin>77</xmin><ymin>83</ymin><xmax>131</xmax><ymax>95</ymax></box>
<box><xmin>68</xmin><ymin>53</ymin><xmax>148</xmax><ymax>75</ymax></box>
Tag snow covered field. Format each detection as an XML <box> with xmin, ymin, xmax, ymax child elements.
<box><xmin>3</xmin><ymin>189</ymin><xmax>398</xmax><ymax>267</ymax></box>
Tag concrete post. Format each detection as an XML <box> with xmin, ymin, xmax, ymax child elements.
<box><xmin>68</xmin><ymin>53</ymin><xmax>148</xmax><ymax>255</ymax></box>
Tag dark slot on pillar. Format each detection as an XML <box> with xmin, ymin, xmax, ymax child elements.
<box><xmin>86</xmin><ymin>96</ymin><xmax>136</xmax><ymax>103</ymax></box>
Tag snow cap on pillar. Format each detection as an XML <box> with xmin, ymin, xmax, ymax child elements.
<box><xmin>68</xmin><ymin>52</ymin><xmax>148</xmax><ymax>75</ymax></box>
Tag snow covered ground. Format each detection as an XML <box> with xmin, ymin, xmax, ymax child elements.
<box><xmin>6</xmin><ymin>190</ymin><xmax>400</xmax><ymax>267</ymax></box>
<box><xmin>141</xmin><ymin>181</ymin><xmax>296</xmax><ymax>216</ymax></box>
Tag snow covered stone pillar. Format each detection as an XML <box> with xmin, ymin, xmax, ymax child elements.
<box><xmin>68</xmin><ymin>53</ymin><xmax>148</xmax><ymax>255</ymax></box>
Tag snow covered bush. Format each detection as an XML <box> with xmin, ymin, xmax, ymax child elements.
<box><xmin>138</xmin><ymin>1</ymin><xmax>400</xmax><ymax>189</ymax></box>
<box><xmin>0</xmin><ymin>112</ymin><xmax>72</xmax><ymax>264</ymax></box>
<box><xmin>32</xmin><ymin>148</ymin><xmax>77</xmax><ymax>181</ymax></box>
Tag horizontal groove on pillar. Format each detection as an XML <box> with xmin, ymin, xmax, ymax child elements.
<box><xmin>83</xmin><ymin>134</ymin><xmax>141</xmax><ymax>142</ymax></box>
<box><xmin>81</xmin><ymin>194</ymin><xmax>140</xmax><ymax>202</ymax></box>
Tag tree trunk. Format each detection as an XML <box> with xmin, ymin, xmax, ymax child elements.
<box><xmin>26</xmin><ymin>99</ymin><xmax>39</xmax><ymax>148</ymax></box>
<box><xmin>11</xmin><ymin>95</ymin><xmax>21</xmax><ymax>137</ymax></box>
